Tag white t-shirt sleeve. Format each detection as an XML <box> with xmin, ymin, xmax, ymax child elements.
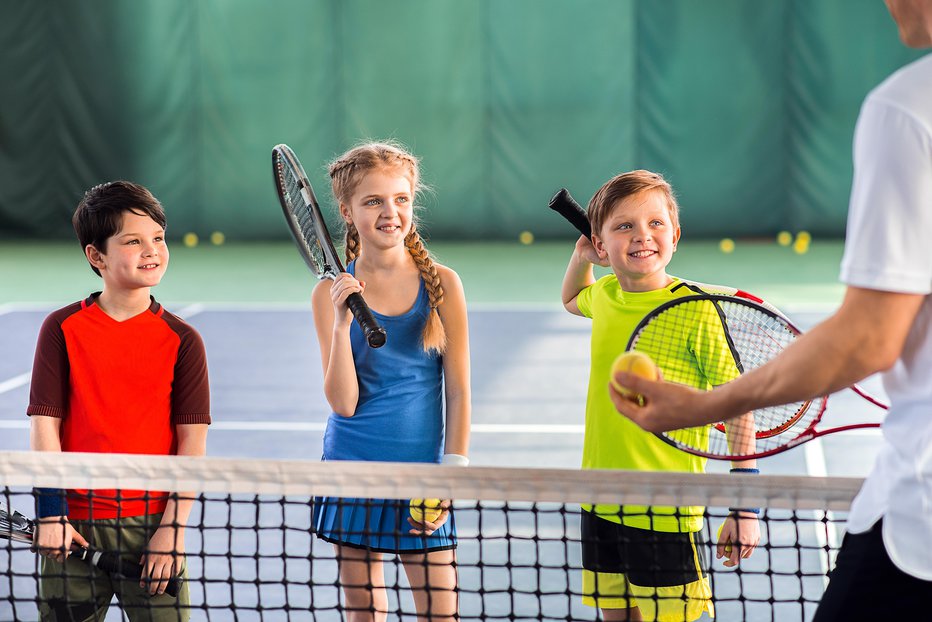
<box><xmin>840</xmin><ymin>98</ymin><xmax>932</xmax><ymax>295</ymax></box>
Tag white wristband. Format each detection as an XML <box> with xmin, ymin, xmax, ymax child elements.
<box><xmin>441</xmin><ymin>453</ymin><xmax>469</xmax><ymax>466</ymax></box>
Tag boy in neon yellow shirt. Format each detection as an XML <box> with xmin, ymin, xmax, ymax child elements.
<box><xmin>561</xmin><ymin>170</ymin><xmax>760</xmax><ymax>621</ymax></box>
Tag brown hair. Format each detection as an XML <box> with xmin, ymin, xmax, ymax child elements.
<box><xmin>329</xmin><ymin>142</ymin><xmax>446</xmax><ymax>355</ymax></box>
<box><xmin>587</xmin><ymin>170</ymin><xmax>679</xmax><ymax>238</ymax></box>
<box><xmin>72</xmin><ymin>181</ymin><xmax>166</xmax><ymax>276</ymax></box>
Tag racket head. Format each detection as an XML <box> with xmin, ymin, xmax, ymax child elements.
<box><xmin>0</xmin><ymin>500</ymin><xmax>36</xmax><ymax>544</ymax></box>
<box><xmin>625</xmin><ymin>294</ymin><xmax>825</xmax><ymax>460</ymax></box>
<box><xmin>272</xmin><ymin>144</ymin><xmax>345</xmax><ymax>280</ymax></box>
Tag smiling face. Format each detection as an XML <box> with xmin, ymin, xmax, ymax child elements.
<box><xmin>592</xmin><ymin>189</ymin><xmax>680</xmax><ymax>292</ymax></box>
<box><xmin>87</xmin><ymin>210</ymin><xmax>169</xmax><ymax>292</ymax></box>
<box><xmin>340</xmin><ymin>166</ymin><xmax>415</xmax><ymax>253</ymax></box>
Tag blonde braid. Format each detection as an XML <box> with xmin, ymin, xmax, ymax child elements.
<box><xmin>344</xmin><ymin>222</ymin><xmax>360</xmax><ymax>264</ymax></box>
<box><xmin>406</xmin><ymin>229</ymin><xmax>446</xmax><ymax>355</ymax></box>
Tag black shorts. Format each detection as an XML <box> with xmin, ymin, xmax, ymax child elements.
<box><xmin>813</xmin><ymin>519</ymin><xmax>932</xmax><ymax>621</ymax></box>
<box><xmin>580</xmin><ymin>510</ymin><xmax>710</xmax><ymax>588</ymax></box>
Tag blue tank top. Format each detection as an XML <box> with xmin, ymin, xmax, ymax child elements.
<box><xmin>322</xmin><ymin>261</ymin><xmax>444</xmax><ymax>463</ymax></box>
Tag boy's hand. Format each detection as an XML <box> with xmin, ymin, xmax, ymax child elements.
<box><xmin>717</xmin><ymin>513</ymin><xmax>760</xmax><ymax>567</ymax></box>
<box><xmin>329</xmin><ymin>273</ymin><xmax>365</xmax><ymax>327</ymax></box>
<box><xmin>140</xmin><ymin>526</ymin><xmax>184</xmax><ymax>595</ymax></box>
<box><xmin>34</xmin><ymin>517</ymin><xmax>88</xmax><ymax>563</ymax></box>
<box><xmin>574</xmin><ymin>235</ymin><xmax>609</xmax><ymax>267</ymax></box>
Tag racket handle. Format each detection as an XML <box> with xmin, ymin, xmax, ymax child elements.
<box><xmin>346</xmin><ymin>292</ymin><xmax>387</xmax><ymax>348</ymax></box>
<box><xmin>77</xmin><ymin>546</ymin><xmax>181</xmax><ymax>598</ymax></box>
<box><xmin>549</xmin><ymin>188</ymin><xmax>591</xmax><ymax>240</ymax></box>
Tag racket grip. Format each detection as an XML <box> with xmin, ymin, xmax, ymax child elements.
<box><xmin>549</xmin><ymin>188</ymin><xmax>591</xmax><ymax>239</ymax></box>
<box><xmin>346</xmin><ymin>292</ymin><xmax>387</xmax><ymax>348</ymax></box>
<box><xmin>79</xmin><ymin>547</ymin><xmax>181</xmax><ymax>598</ymax></box>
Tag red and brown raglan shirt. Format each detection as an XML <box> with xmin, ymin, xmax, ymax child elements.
<box><xmin>27</xmin><ymin>294</ymin><xmax>211</xmax><ymax>519</ymax></box>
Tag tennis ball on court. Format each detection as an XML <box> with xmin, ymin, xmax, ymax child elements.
<box><xmin>716</xmin><ymin>521</ymin><xmax>733</xmax><ymax>556</ymax></box>
<box><xmin>719</xmin><ymin>238</ymin><xmax>735</xmax><ymax>254</ymax></box>
<box><xmin>210</xmin><ymin>231</ymin><xmax>225</xmax><ymax>246</ymax></box>
<box><xmin>410</xmin><ymin>498</ymin><xmax>443</xmax><ymax>524</ymax></box>
<box><xmin>182</xmin><ymin>232</ymin><xmax>199</xmax><ymax>248</ymax></box>
<box><xmin>519</xmin><ymin>230</ymin><xmax>535</xmax><ymax>245</ymax></box>
<box><xmin>776</xmin><ymin>231</ymin><xmax>792</xmax><ymax>247</ymax></box>
<box><xmin>609</xmin><ymin>351</ymin><xmax>659</xmax><ymax>406</ymax></box>
<box><xmin>796</xmin><ymin>231</ymin><xmax>811</xmax><ymax>244</ymax></box>
<box><xmin>793</xmin><ymin>238</ymin><xmax>810</xmax><ymax>255</ymax></box>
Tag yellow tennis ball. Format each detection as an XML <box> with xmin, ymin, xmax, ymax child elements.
<box><xmin>719</xmin><ymin>238</ymin><xmax>735</xmax><ymax>254</ymax></box>
<box><xmin>776</xmin><ymin>231</ymin><xmax>792</xmax><ymax>247</ymax></box>
<box><xmin>519</xmin><ymin>230</ymin><xmax>535</xmax><ymax>245</ymax></box>
<box><xmin>716</xmin><ymin>521</ymin><xmax>733</xmax><ymax>556</ymax></box>
<box><xmin>210</xmin><ymin>231</ymin><xmax>225</xmax><ymax>246</ymax></box>
<box><xmin>609</xmin><ymin>351</ymin><xmax>658</xmax><ymax>406</ymax></box>
<box><xmin>793</xmin><ymin>238</ymin><xmax>810</xmax><ymax>255</ymax></box>
<box><xmin>182</xmin><ymin>232</ymin><xmax>199</xmax><ymax>248</ymax></box>
<box><xmin>796</xmin><ymin>231</ymin><xmax>811</xmax><ymax>244</ymax></box>
<box><xmin>410</xmin><ymin>498</ymin><xmax>443</xmax><ymax>524</ymax></box>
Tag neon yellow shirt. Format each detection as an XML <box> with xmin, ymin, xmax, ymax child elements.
<box><xmin>576</xmin><ymin>275</ymin><xmax>741</xmax><ymax>532</ymax></box>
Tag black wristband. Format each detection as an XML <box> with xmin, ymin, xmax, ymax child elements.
<box><xmin>729</xmin><ymin>468</ymin><xmax>761</xmax><ymax>514</ymax></box>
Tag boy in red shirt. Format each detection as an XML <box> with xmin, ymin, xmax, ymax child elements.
<box><xmin>28</xmin><ymin>181</ymin><xmax>210</xmax><ymax>621</ymax></box>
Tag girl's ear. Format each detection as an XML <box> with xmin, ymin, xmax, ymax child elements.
<box><xmin>339</xmin><ymin>203</ymin><xmax>352</xmax><ymax>224</ymax></box>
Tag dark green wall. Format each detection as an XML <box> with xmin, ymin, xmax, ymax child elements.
<box><xmin>0</xmin><ymin>0</ymin><xmax>922</xmax><ymax>240</ymax></box>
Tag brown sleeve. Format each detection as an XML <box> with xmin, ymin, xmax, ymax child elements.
<box><xmin>26</xmin><ymin>307</ymin><xmax>77</xmax><ymax>418</ymax></box>
<box><xmin>163</xmin><ymin>313</ymin><xmax>211</xmax><ymax>425</ymax></box>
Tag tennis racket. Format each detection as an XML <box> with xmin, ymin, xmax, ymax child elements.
<box><xmin>0</xmin><ymin>499</ymin><xmax>181</xmax><ymax>597</ymax></box>
<box><xmin>548</xmin><ymin>187</ymin><xmax>887</xmax><ymax>460</ymax></box>
<box><xmin>273</xmin><ymin>144</ymin><xmax>387</xmax><ymax>348</ymax></box>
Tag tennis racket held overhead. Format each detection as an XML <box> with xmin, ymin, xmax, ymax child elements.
<box><xmin>549</xmin><ymin>188</ymin><xmax>591</xmax><ymax>240</ymax></box>
<box><xmin>272</xmin><ymin>144</ymin><xmax>386</xmax><ymax>348</ymax></box>
<box><xmin>624</xmin><ymin>294</ymin><xmax>886</xmax><ymax>460</ymax></box>
<box><xmin>0</xmin><ymin>500</ymin><xmax>181</xmax><ymax>597</ymax></box>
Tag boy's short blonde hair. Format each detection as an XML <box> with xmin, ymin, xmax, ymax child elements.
<box><xmin>587</xmin><ymin>170</ymin><xmax>680</xmax><ymax>238</ymax></box>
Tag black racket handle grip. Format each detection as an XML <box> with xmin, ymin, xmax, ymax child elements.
<box><xmin>79</xmin><ymin>547</ymin><xmax>181</xmax><ymax>598</ymax></box>
<box><xmin>549</xmin><ymin>188</ymin><xmax>592</xmax><ymax>240</ymax></box>
<box><xmin>346</xmin><ymin>292</ymin><xmax>387</xmax><ymax>348</ymax></box>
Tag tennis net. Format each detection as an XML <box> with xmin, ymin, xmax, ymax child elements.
<box><xmin>0</xmin><ymin>451</ymin><xmax>861</xmax><ymax>621</ymax></box>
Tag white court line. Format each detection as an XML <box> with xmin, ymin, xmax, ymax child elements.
<box><xmin>0</xmin><ymin>373</ymin><xmax>30</xmax><ymax>395</ymax></box>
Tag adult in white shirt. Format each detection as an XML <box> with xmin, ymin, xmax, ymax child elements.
<box><xmin>609</xmin><ymin>1</ymin><xmax>932</xmax><ymax>619</ymax></box>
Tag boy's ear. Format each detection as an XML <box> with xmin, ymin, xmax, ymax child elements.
<box><xmin>85</xmin><ymin>245</ymin><xmax>106</xmax><ymax>271</ymax></box>
<box><xmin>672</xmin><ymin>226</ymin><xmax>681</xmax><ymax>251</ymax></box>
<box><xmin>591</xmin><ymin>234</ymin><xmax>609</xmax><ymax>260</ymax></box>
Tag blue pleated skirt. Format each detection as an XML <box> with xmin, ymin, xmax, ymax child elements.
<box><xmin>313</xmin><ymin>496</ymin><xmax>457</xmax><ymax>553</ymax></box>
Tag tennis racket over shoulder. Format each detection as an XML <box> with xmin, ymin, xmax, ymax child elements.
<box><xmin>625</xmin><ymin>293</ymin><xmax>886</xmax><ymax>460</ymax></box>
<box><xmin>0</xmin><ymin>500</ymin><xmax>181</xmax><ymax>597</ymax></box>
<box><xmin>273</xmin><ymin>144</ymin><xmax>386</xmax><ymax>348</ymax></box>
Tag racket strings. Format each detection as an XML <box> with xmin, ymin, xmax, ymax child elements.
<box><xmin>275</xmin><ymin>158</ymin><xmax>328</xmax><ymax>277</ymax></box>
<box><xmin>632</xmin><ymin>297</ymin><xmax>817</xmax><ymax>458</ymax></box>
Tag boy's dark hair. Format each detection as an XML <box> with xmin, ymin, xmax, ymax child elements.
<box><xmin>73</xmin><ymin>181</ymin><xmax>166</xmax><ymax>276</ymax></box>
<box><xmin>587</xmin><ymin>170</ymin><xmax>680</xmax><ymax>239</ymax></box>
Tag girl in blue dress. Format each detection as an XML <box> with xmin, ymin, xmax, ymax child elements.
<box><xmin>310</xmin><ymin>141</ymin><xmax>471</xmax><ymax>621</ymax></box>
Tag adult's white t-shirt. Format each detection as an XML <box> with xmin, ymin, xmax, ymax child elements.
<box><xmin>840</xmin><ymin>53</ymin><xmax>932</xmax><ymax>580</ymax></box>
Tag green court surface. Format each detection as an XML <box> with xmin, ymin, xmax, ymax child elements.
<box><xmin>0</xmin><ymin>239</ymin><xmax>846</xmax><ymax>309</ymax></box>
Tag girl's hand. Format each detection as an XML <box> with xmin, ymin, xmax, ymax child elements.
<box><xmin>574</xmin><ymin>235</ymin><xmax>608</xmax><ymax>267</ymax></box>
<box><xmin>407</xmin><ymin>499</ymin><xmax>452</xmax><ymax>536</ymax></box>
<box><xmin>329</xmin><ymin>273</ymin><xmax>365</xmax><ymax>327</ymax></box>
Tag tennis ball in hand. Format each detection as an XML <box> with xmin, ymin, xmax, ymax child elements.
<box><xmin>609</xmin><ymin>351</ymin><xmax>659</xmax><ymax>406</ymax></box>
<box><xmin>716</xmin><ymin>521</ymin><xmax>733</xmax><ymax>556</ymax></box>
<box><xmin>410</xmin><ymin>498</ymin><xmax>443</xmax><ymax>523</ymax></box>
